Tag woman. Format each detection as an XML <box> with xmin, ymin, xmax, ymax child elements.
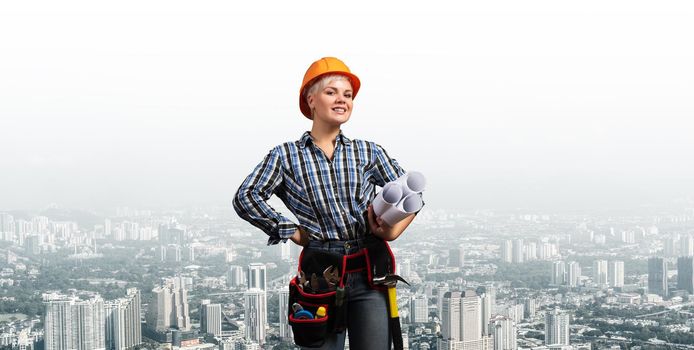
<box><xmin>233</xmin><ymin>57</ymin><xmax>422</xmax><ymax>349</ymax></box>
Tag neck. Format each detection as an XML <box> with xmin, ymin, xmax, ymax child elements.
<box><xmin>310</xmin><ymin>122</ymin><xmax>341</xmax><ymax>145</ymax></box>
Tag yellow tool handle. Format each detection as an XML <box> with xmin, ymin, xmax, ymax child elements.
<box><xmin>388</xmin><ymin>286</ymin><xmax>399</xmax><ymax>318</ymax></box>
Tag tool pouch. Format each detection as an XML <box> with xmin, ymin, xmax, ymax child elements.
<box><xmin>287</xmin><ymin>239</ymin><xmax>400</xmax><ymax>348</ymax></box>
<box><xmin>288</xmin><ymin>248</ymin><xmax>345</xmax><ymax>348</ymax></box>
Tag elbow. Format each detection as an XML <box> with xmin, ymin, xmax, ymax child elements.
<box><xmin>232</xmin><ymin>189</ymin><xmax>247</xmax><ymax>217</ymax></box>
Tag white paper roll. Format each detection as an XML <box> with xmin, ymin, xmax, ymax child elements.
<box><xmin>372</xmin><ymin>182</ymin><xmax>403</xmax><ymax>217</ymax></box>
<box><xmin>379</xmin><ymin>193</ymin><xmax>423</xmax><ymax>227</ymax></box>
<box><xmin>395</xmin><ymin>171</ymin><xmax>426</xmax><ymax>198</ymax></box>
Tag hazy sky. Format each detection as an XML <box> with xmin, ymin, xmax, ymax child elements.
<box><xmin>1</xmin><ymin>1</ymin><xmax>693</xmax><ymax>212</ymax></box>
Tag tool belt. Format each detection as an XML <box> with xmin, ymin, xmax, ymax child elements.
<box><xmin>287</xmin><ymin>236</ymin><xmax>404</xmax><ymax>349</ymax></box>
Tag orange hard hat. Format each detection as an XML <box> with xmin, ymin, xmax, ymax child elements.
<box><xmin>299</xmin><ymin>57</ymin><xmax>361</xmax><ymax>119</ymax></box>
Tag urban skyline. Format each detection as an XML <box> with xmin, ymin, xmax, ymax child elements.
<box><xmin>2</xmin><ymin>203</ymin><xmax>694</xmax><ymax>349</ymax></box>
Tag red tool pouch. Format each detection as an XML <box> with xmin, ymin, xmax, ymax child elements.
<box><xmin>287</xmin><ymin>239</ymin><xmax>398</xmax><ymax>348</ymax></box>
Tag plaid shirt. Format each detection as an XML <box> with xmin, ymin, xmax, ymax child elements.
<box><xmin>233</xmin><ymin>130</ymin><xmax>423</xmax><ymax>245</ymax></box>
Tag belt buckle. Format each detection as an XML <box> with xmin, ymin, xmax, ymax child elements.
<box><xmin>344</xmin><ymin>242</ymin><xmax>351</xmax><ymax>250</ymax></box>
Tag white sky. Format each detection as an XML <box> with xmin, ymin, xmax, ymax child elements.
<box><xmin>1</xmin><ymin>1</ymin><xmax>693</xmax><ymax>211</ymax></box>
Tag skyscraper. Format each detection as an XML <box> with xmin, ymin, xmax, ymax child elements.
<box><xmin>681</xmin><ymin>235</ymin><xmax>694</xmax><ymax>257</ymax></box>
<box><xmin>522</xmin><ymin>298</ymin><xmax>536</xmax><ymax>319</ymax></box>
<box><xmin>146</xmin><ymin>277</ymin><xmax>191</xmax><ymax>332</ymax></box>
<box><xmin>490</xmin><ymin>315</ymin><xmax>516</xmax><ymax>350</ymax></box>
<box><xmin>247</xmin><ymin>263</ymin><xmax>267</xmax><ymax>291</ymax></box>
<box><xmin>449</xmin><ymin>247</ymin><xmax>464</xmax><ymax>268</ymax></box>
<box><xmin>460</xmin><ymin>290</ymin><xmax>481</xmax><ymax>341</ymax></box>
<box><xmin>105</xmin><ymin>288</ymin><xmax>142</xmax><ymax>350</ymax></box>
<box><xmin>501</xmin><ymin>240</ymin><xmax>512</xmax><ymax>263</ymax></box>
<box><xmin>512</xmin><ymin>239</ymin><xmax>524</xmax><ymax>264</ymax></box>
<box><xmin>677</xmin><ymin>256</ymin><xmax>694</xmax><ymax>294</ymax></box>
<box><xmin>524</xmin><ymin>242</ymin><xmax>536</xmax><ymax>261</ymax></box>
<box><xmin>608</xmin><ymin>261</ymin><xmax>624</xmax><ymax>288</ymax></box>
<box><xmin>544</xmin><ymin>308</ymin><xmax>569</xmax><ymax>346</ymax></box>
<box><xmin>438</xmin><ymin>290</ymin><xmax>492</xmax><ymax>350</ymax></box>
<box><xmin>441</xmin><ymin>291</ymin><xmax>461</xmax><ymax>340</ymax></box>
<box><xmin>480</xmin><ymin>292</ymin><xmax>492</xmax><ymax>336</ymax></box>
<box><xmin>200</xmin><ymin>300</ymin><xmax>222</xmax><ymax>336</ymax></box>
<box><xmin>593</xmin><ymin>260</ymin><xmax>608</xmax><ymax>286</ymax></box>
<box><xmin>648</xmin><ymin>257</ymin><xmax>668</xmax><ymax>297</ymax></box>
<box><xmin>551</xmin><ymin>261</ymin><xmax>565</xmax><ymax>285</ymax></box>
<box><xmin>279</xmin><ymin>288</ymin><xmax>292</xmax><ymax>340</ymax></box>
<box><xmin>44</xmin><ymin>293</ymin><xmax>106</xmax><ymax>350</ymax></box>
<box><xmin>227</xmin><ymin>265</ymin><xmax>244</xmax><ymax>288</ymax></box>
<box><xmin>436</xmin><ymin>284</ymin><xmax>450</xmax><ymax>318</ymax></box>
<box><xmin>410</xmin><ymin>295</ymin><xmax>428</xmax><ymax>324</ymax></box>
<box><xmin>567</xmin><ymin>261</ymin><xmax>581</xmax><ymax>288</ymax></box>
<box><xmin>244</xmin><ymin>289</ymin><xmax>267</xmax><ymax>345</ymax></box>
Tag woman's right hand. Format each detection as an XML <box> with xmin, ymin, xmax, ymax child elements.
<box><xmin>290</xmin><ymin>227</ymin><xmax>310</xmax><ymax>247</ymax></box>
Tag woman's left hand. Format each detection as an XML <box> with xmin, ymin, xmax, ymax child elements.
<box><xmin>367</xmin><ymin>204</ymin><xmax>414</xmax><ymax>241</ymax></box>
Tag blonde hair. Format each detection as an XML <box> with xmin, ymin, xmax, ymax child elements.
<box><xmin>303</xmin><ymin>74</ymin><xmax>353</xmax><ymax>101</ymax></box>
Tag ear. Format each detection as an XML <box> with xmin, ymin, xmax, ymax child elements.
<box><xmin>306</xmin><ymin>92</ymin><xmax>314</xmax><ymax>109</ymax></box>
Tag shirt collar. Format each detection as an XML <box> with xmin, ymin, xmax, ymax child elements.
<box><xmin>298</xmin><ymin>130</ymin><xmax>352</xmax><ymax>149</ymax></box>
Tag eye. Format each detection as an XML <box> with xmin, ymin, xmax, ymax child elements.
<box><xmin>345</xmin><ymin>94</ymin><xmax>353</xmax><ymax>99</ymax></box>
<box><xmin>325</xmin><ymin>90</ymin><xmax>334</xmax><ymax>95</ymax></box>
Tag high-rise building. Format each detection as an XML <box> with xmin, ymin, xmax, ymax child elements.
<box><xmin>490</xmin><ymin>315</ymin><xmax>516</xmax><ymax>350</ymax></box>
<box><xmin>512</xmin><ymin>239</ymin><xmax>524</xmax><ymax>264</ymax></box>
<box><xmin>26</xmin><ymin>235</ymin><xmax>41</xmax><ymax>255</ymax></box>
<box><xmin>247</xmin><ymin>263</ymin><xmax>267</xmax><ymax>291</ymax></box>
<box><xmin>665</xmin><ymin>237</ymin><xmax>679</xmax><ymax>257</ymax></box>
<box><xmin>227</xmin><ymin>265</ymin><xmax>244</xmax><ymax>288</ymax></box>
<box><xmin>44</xmin><ymin>293</ymin><xmax>106</xmax><ymax>350</ymax></box>
<box><xmin>522</xmin><ymin>298</ymin><xmax>536</xmax><ymax>319</ymax></box>
<box><xmin>648</xmin><ymin>257</ymin><xmax>668</xmax><ymax>297</ymax></box>
<box><xmin>524</xmin><ymin>242</ymin><xmax>536</xmax><ymax>261</ymax></box>
<box><xmin>146</xmin><ymin>277</ymin><xmax>191</xmax><ymax>331</ymax></box>
<box><xmin>544</xmin><ymin>308</ymin><xmax>569</xmax><ymax>346</ymax></box>
<box><xmin>460</xmin><ymin>290</ymin><xmax>481</xmax><ymax>341</ymax></box>
<box><xmin>410</xmin><ymin>295</ymin><xmax>428</xmax><ymax>323</ymax></box>
<box><xmin>244</xmin><ymin>289</ymin><xmax>267</xmax><ymax>345</ymax></box>
<box><xmin>593</xmin><ymin>260</ymin><xmax>608</xmax><ymax>286</ymax></box>
<box><xmin>501</xmin><ymin>240</ymin><xmax>512</xmax><ymax>263</ymax></box>
<box><xmin>441</xmin><ymin>291</ymin><xmax>461</xmax><ymax>340</ymax></box>
<box><xmin>279</xmin><ymin>288</ymin><xmax>292</xmax><ymax>340</ymax></box>
<box><xmin>105</xmin><ymin>288</ymin><xmax>142</xmax><ymax>350</ymax></box>
<box><xmin>677</xmin><ymin>256</ymin><xmax>694</xmax><ymax>294</ymax></box>
<box><xmin>438</xmin><ymin>290</ymin><xmax>492</xmax><ymax>350</ymax></box>
<box><xmin>280</xmin><ymin>241</ymin><xmax>291</xmax><ymax>261</ymax></box>
<box><xmin>449</xmin><ymin>247</ymin><xmax>464</xmax><ymax>268</ymax></box>
<box><xmin>480</xmin><ymin>293</ymin><xmax>493</xmax><ymax>336</ymax></box>
<box><xmin>567</xmin><ymin>261</ymin><xmax>581</xmax><ymax>288</ymax></box>
<box><xmin>199</xmin><ymin>300</ymin><xmax>222</xmax><ymax>336</ymax></box>
<box><xmin>608</xmin><ymin>261</ymin><xmax>624</xmax><ymax>288</ymax></box>
<box><xmin>551</xmin><ymin>261</ymin><xmax>565</xmax><ymax>285</ymax></box>
<box><xmin>436</xmin><ymin>285</ymin><xmax>450</xmax><ymax>318</ymax></box>
<box><xmin>681</xmin><ymin>236</ymin><xmax>694</xmax><ymax>257</ymax></box>
<box><xmin>504</xmin><ymin>304</ymin><xmax>524</xmax><ymax>324</ymax></box>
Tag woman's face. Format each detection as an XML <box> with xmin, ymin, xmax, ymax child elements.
<box><xmin>307</xmin><ymin>78</ymin><xmax>353</xmax><ymax>127</ymax></box>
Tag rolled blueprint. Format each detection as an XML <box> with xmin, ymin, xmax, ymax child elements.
<box><xmin>372</xmin><ymin>182</ymin><xmax>403</xmax><ymax>220</ymax></box>
<box><xmin>380</xmin><ymin>192</ymin><xmax>424</xmax><ymax>226</ymax></box>
<box><xmin>395</xmin><ymin>171</ymin><xmax>426</xmax><ymax>197</ymax></box>
<box><xmin>372</xmin><ymin>171</ymin><xmax>426</xmax><ymax>226</ymax></box>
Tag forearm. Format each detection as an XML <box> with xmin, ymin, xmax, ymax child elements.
<box><xmin>373</xmin><ymin>213</ymin><xmax>415</xmax><ymax>241</ymax></box>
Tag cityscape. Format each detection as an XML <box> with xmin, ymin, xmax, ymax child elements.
<box><xmin>2</xmin><ymin>203</ymin><xmax>694</xmax><ymax>350</ymax></box>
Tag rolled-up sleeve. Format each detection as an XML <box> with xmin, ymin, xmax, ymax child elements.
<box><xmin>233</xmin><ymin>146</ymin><xmax>298</xmax><ymax>245</ymax></box>
<box><xmin>371</xmin><ymin>143</ymin><xmax>425</xmax><ymax>215</ymax></box>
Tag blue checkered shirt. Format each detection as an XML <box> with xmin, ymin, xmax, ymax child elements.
<box><xmin>233</xmin><ymin>130</ymin><xmax>423</xmax><ymax>245</ymax></box>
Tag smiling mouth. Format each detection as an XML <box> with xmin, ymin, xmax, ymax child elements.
<box><xmin>332</xmin><ymin>107</ymin><xmax>347</xmax><ymax>114</ymax></box>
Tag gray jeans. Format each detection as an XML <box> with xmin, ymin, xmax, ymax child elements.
<box><xmin>301</xmin><ymin>239</ymin><xmax>392</xmax><ymax>350</ymax></box>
